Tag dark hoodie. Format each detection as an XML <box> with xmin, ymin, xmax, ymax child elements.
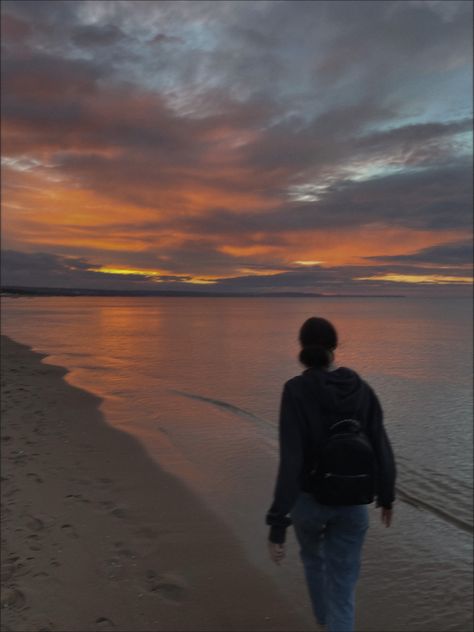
<box><xmin>266</xmin><ymin>366</ymin><xmax>396</xmax><ymax>544</ymax></box>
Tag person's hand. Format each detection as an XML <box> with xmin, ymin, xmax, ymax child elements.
<box><xmin>268</xmin><ymin>541</ymin><xmax>285</xmax><ymax>565</ymax></box>
<box><xmin>381</xmin><ymin>507</ymin><xmax>393</xmax><ymax>527</ymax></box>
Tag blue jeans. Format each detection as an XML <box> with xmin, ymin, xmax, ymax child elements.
<box><xmin>291</xmin><ymin>493</ymin><xmax>369</xmax><ymax>632</ymax></box>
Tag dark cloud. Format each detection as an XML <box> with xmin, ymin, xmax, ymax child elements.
<box><xmin>172</xmin><ymin>159</ymin><xmax>473</xmax><ymax>236</ymax></box>
<box><xmin>1</xmin><ymin>250</ymin><xmax>95</xmax><ymax>276</ymax></box>
<box><xmin>3</xmin><ymin>0</ymin><xmax>471</xmax><ymax>118</ymax></box>
<box><xmin>71</xmin><ymin>24</ymin><xmax>125</xmax><ymax>47</ymax></box>
<box><xmin>2</xmin><ymin>51</ymin><xmax>104</xmax><ymax>98</ymax></box>
<box><xmin>306</xmin><ymin>161</ymin><xmax>473</xmax><ymax>231</ymax></box>
<box><xmin>149</xmin><ymin>32</ymin><xmax>184</xmax><ymax>45</ymax></box>
<box><xmin>0</xmin><ymin>250</ymin><xmax>153</xmax><ymax>289</ymax></box>
<box><xmin>365</xmin><ymin>240</ymin><xmax>473</xmax><ymax>266</ymax></box>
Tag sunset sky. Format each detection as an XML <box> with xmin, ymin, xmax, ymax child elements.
<box><xmin>1</xmin><ymin>0</ymin><xmax>473</xmax><ymax>295</ymax></box>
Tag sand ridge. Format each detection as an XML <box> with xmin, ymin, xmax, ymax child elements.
<box><xmin>0</xmin><ymin>335</ymin><xmax>312</xmax><ymax>632</ymax></box>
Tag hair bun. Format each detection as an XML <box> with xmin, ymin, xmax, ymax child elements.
<box><xmin>299</xmin><ymin>344</ymin><xmax>331</xmax><ymax>369</ymax></box>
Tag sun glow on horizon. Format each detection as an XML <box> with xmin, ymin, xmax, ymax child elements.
<box><xmin>95</xmin><ymin>266</ymin><xmax>219</xmax><ymax>285</ymax></box>
<box><xmin>356</xmin><ymin>273</ymin><xmax>473</xmax><ymax>285</ymax></box>
<box><xmin>96</xmin><ymin>267</ymin><xmax>164</xmax><ymax>277</ymax></box>
<box><xmin>184</xmin><ymin>278</ymin><xmax>217</xmax><ymax>285</ymax></box>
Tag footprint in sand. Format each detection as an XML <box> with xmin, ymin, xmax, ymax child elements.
<box><xmin>5</xmin><ymin>488</ymin><xmax>20</xmax><ymax>498</ymax></box>
<box><xmin>112</xmin><ymin>541</ymin><xmax>136</xmax><ymax>558</ymax></box>
<box><xmin>60</xmin><ymin>524</ymin><xmax>78</xmax><ymax>539</ymax></box>
<box><xmin>0</xmin><ymin>586</ymin><xmax>26</xmax><ymax>610</ymax></box>
<box><xmin>11</xmin><ymin>453</ymin><xmax>28</xmax><ymax>466</ymax></box>
<box><xmin>26</xmin><ymin>516</ymin><xmax>44</xmax><ymax>532</ymax></box>
<box><xmin>95</xmin><ymin>616</ymin><xmax>115</xmax><ymax>628</ymax></box>
<box><xmin>26</xmin><ymin>473</ymin><xmax>43</xmax><ymax>484</ymax></box>
<box><xmin>1</xmin><ymin>564</ymin><xmax>15</xmax><ymax>582</ymax></box>
<box><xmin>110</xmin><ymin>507</ymin><xmax>127</xmax><ymax>519</ymax></box>
<box><xmin>29</xmin><ymin>544</ymin><xmax>42</xmax><ymax>552</ymax></box>
<box><xmin>99</xmin><ymin>502</ymin><xmax>127</xmax><ymax>519</ymax></box>
<box><xmin>115</xmin><ymin>546</ymin><xmax>136</xmax><ymax>560</ymax></box>
<box><xmin>145</xmin><ymin>571</ymin><xmax>187</xmax><ymax>603</ymax></box>
<box><xmin>65</xmin><ymin>493</ymin><xmax>90</xmax><ymax>504</ymax></box>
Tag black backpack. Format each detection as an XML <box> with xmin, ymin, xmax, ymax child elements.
<box><xmin>309</xmin><ymin>418</ymin><xmax>376</xmax><ymax>505</ymax></box>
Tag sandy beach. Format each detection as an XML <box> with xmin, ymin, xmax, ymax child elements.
<box><xmin>0</xmin><ymin>335</ymin><xmax>312</xmax><ymax>632</ymax></box>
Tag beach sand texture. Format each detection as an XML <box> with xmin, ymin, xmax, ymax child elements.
<box><xmin>0</xmin><ymin>335</ymin><xmax>312</xmax><ymax>632</ymax></box>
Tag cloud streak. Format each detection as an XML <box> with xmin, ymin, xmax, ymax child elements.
<box><xmin>2</xmin><ymin>248</ymin><xmax>471</xmax><ymax>298</ymax></box>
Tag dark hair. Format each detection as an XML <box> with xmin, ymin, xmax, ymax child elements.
<box><xmin>298</xmin><ymin>317</ymin><xmax>338</xmax><ymax>369</ymax></box>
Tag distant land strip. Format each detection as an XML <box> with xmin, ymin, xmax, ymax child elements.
<box><xmin>0</xmin><ymin>286</ymin><xmax>405</xmax><ymax>298</ymax></box>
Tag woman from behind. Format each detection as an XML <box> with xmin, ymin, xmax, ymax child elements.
<box><xmin>266</xmin><ymin>317</ymin><xmax>396</xmax><ymax>632</ymax></box>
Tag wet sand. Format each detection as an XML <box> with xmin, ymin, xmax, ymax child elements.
<box><xmin>0</xmin><ymin>335</ymin><xmax>312</xmax><ymax>632</ymax></box>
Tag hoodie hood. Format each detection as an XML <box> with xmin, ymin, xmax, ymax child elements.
<box><xmin>301</xmin><ymin>366</ymin><xmax>366</xmax><ymax>416</ymax></box>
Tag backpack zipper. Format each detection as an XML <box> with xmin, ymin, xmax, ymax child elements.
<box><xmin>324</xmin><ymin>473</ymin><xmax>369</xmax><ymax>479</ymax></box>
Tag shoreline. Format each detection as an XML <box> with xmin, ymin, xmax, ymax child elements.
<box><xmin>0</xmin><ymin>334</ymin><xmax>312</xmax><ymax>632</ymax></box>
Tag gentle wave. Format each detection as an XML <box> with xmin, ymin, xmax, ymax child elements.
<box><xmin>396</xmin><ymin>486</ymin><xmax>472</xmax><ymax>534</ymax></box>
<box><xmin>172</xmin><ymin>388</ymin><xmax>473</xmax><ymax>534</ymax></box>
<box><xmin>396</xmin><ymin>455</ymin><xmax>473</xmax><ymax>533</ymax></box>
<box><xmin>169</xmin><ymin>389</ymin><xmax>274</xmax><ymax>427</ymax></box>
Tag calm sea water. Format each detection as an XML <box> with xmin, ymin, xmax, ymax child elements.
<box><xmin>2</xmin><ymin>296</ymin><xmax>473</xmax><ymax>631</ymax></box>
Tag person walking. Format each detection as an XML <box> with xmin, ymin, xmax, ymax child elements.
<box><xmin>266</xmin><ymin>317</ymin><xmax>396</xmax><ymax>632</ymax></box>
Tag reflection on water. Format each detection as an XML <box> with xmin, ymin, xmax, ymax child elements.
<box><xmin>2</xmin><ymin>296</ymin><xmax>473</xmax><ymax>631</ymax></box>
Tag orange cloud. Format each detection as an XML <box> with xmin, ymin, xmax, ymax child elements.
<box><xmin>281</xmin><ymin>226</ymin><xmax>466</xmax><ymax>268</ymax></box>
<box><xmin>2</xmin><ymin>159</ymin><xmax>468</xmax><ymax>279</ymax></box>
